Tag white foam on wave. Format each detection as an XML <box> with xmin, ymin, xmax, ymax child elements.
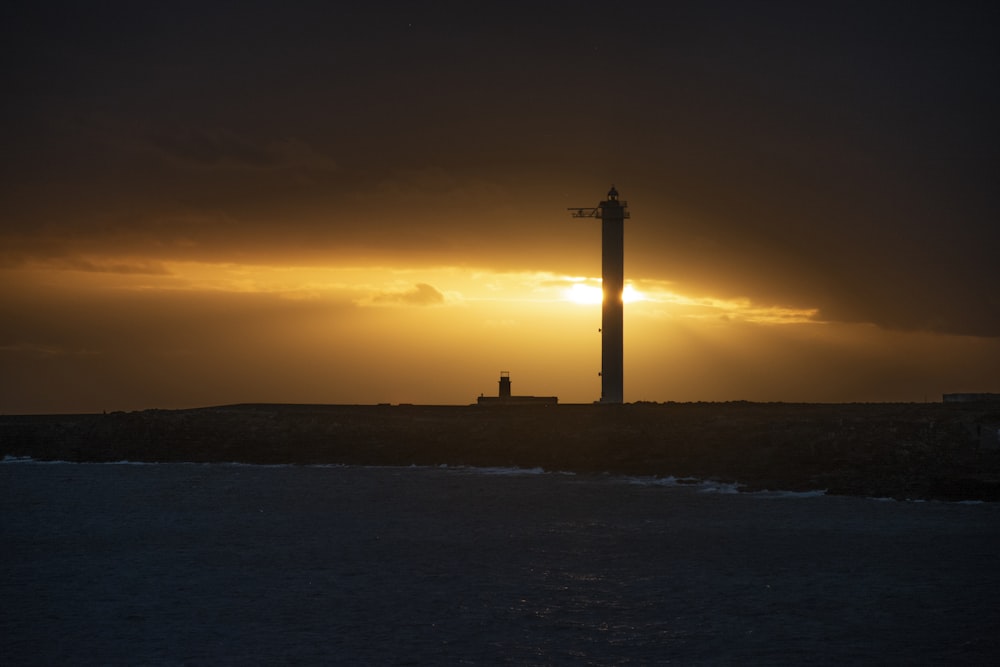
<box><xmin>868</xmin><ymin>495</ymin><xmax>986</xmax><ymax>505</ymax></box>
<box><xmin>1</xmin><ymin>455</ymin><xmax>74</xmax><ymax>465</ymax></box>
<box><xmin>470</xmin><ymin>466</ymin><xmax>547</xmax><ymax>476</ymax></box>
<box><xmin>746</xmin><ymin>489</ymin><xmax>828</xmax><ymax>499</ymax></box>
<box><xmin>107</xmin><ymin>460</ymin><xmax>166</xmax><ymax>466</ymax></box>
<box><xmin>1</xmin><ymin>455</ymin><xmax>34</xmax><ymax>463</ymax></box>
<box><xmin>623</xmin><ymin>475</ymin><xmax>743</xmax><ymax>494</ymax></box>
<box><xmin>622</xmin><ymin>474</ymin><xmax>832</xmax><ymax>497</ymax></box>
<box><xmin>696</xmin><ymin>481</ymin><xmax>743</xmax><ymax>494</ymax></box>
<box><xmin>625</xmin><ymin>475</ymin><xmax>700</xmax><ymax>487</ymax></box>
<box><xmin>435</xmin><ymin>464</ymin><xmax>551</xmax><ymax>477</ymax></box>
<box><xmin>1</xmin><ymin>458</ymin><xmax>988</xmax><ymax>506</ymax></box>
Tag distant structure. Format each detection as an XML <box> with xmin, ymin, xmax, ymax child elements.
<box><xmin>477</xmin><ymin>372</ymin><xmax>557</xmax><ymax>405</ymax></box>
<box><xmin>569</xmin><ymin>186</ymin><xmax>629</xmax><ymax>404</ymax></box>
<box><xmin>943</xmin><ymin>393</ymin><xmax>1000</xmax><ymax>403</ymax></box>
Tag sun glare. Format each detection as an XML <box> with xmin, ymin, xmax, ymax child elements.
<box><xmin>623</xmin><ymin>284</ymin><xmax>644</xmax><ymax>304</ymax></box>
<box><xmin>564</xmin><ymin>283</ymin><xmax>645</xmax><ymax>305</ymax></box>
<box><xmin>32</xmin><ymin>258</ymin><xmax>814</xmax><ymax>325</ymax></box>
<box><xmin>565</xmin><ymin>283</ymin><xmax>603</xmax><ymax>305</ymax></box>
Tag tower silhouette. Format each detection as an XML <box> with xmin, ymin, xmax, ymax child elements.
<box><xmin>569</xmin><ymin>186</ymin><xmax>628</xmax><ymax>403</ymax></box>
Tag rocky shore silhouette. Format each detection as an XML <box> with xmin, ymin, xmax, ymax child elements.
<box><xmin>3</xmin><ymin>402</ymin><xmax>999</xmax><ymax>501</ymax></box>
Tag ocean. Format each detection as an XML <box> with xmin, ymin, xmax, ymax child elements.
<box><xmin>2</xmin><ymin>460</ymin><xmax>999</xmax><ymax>665</ymax></box>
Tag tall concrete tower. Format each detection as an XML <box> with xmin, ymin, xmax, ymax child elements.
<box><xmin>569</xmin><ymin>186</ymin><xmax>629</xmax><ymax>403</ymax></box>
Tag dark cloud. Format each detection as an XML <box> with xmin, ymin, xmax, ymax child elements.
<box><xmin>1</xmin><ymin>0</ymin><xmax>997</xmax><ymax>338</ymax></box>
<box><xmin>149</xmin><ymin>128</ymin><xmax>279</xmax><ymax>169</ymax></box>
<box><xmin>53</xmin><ymin>258</ymin><xmax>172</xmax><ymax>275</ymax></box>
<box><xmin>146</xmin><ymin>128</ymin><xmax>342</xmax><ymax>174</ymax></box>
<box><xmin>0</xmin><ymin>238</ymin><xmax>171</xmax><ymax>274</ymax></box>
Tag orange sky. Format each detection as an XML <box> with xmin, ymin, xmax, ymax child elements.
<box><xmin>2</xmin><ymin>2</ymin><xmax>998</xmax><ymax>412</ymax></box>
<box><xmin>3</xmin><ymin>255</ymin><xmax>997</xmax><ymax>412</ymax></box>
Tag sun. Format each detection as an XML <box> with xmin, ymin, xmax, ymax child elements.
<box><xmin>564</xmin><ymin>283</ymin><xmax>645</xmax><ymax>305</ymax></box>
<box><xmin>565</xmin><ymin>283</ymin><xmax>603</xmax><ymax>305</ymax></box>
<box><xmin>623</xmin><ymin>284</ymin><xmax>645</xmax><ymax>304</ymax></box>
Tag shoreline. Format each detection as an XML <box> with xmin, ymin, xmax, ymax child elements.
<box><xmin>2</xmin><ymin>402</ymin><xmax>999</xmax><ymax>501</ymax></box>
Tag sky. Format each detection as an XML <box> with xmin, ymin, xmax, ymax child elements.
<box><xmin>2</xmin><ymin>1</ymin><xmax>998</xmax><ymax>412</ymax></box>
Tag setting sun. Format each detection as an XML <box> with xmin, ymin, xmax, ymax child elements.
<box><xmin>623</xmin><ymin>285</ymin><xmax>644</xmax><ymax>304</ymax></box>
<box><xmin>564</xmin><ymin>282</ymin><xmax>644</xmax><ymax>305</ymax></box>
<box><xmin>565</xmin><ymin>283</ymin><xmax>603</xmax><ymax>305</ymax></box>
<box><xmin>1</xmin><ymin>1</ymin><xmax>996</xmax><ymax>413</ymax></box>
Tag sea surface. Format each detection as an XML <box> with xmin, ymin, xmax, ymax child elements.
<box><xmin>2</xmin><ymin>460</ymin><xmax>999</xmax><ymax>665</ymax></box>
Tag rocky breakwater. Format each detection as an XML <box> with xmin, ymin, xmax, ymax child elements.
<box><xmin>2</xmin><ymin>402</ymin><xmax>999</xmax><ymax>501</ymax></box>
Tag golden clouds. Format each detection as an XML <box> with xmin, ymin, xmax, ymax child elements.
<box><xmin>6</xmin><ymin>257</ymin><xmax>823</xmax><ymax>325</ymax></box>
<box><xmin>3</xmin><ymin>256</ymin><xmax>998</xmax><ymax>413</ymax></box>
<box><xmin>371</xmin><ymin>283</ymin><xmax>445</xmax><ymax>306</ymax></box>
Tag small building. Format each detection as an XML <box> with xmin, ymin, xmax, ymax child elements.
<box><xmin>476</xmin><ymin>372</ymin><xmax>557</xmax><ymax>405</ymax></box>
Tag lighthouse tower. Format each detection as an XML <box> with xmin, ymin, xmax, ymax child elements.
<box><xmin>569</xmin><ymin>186</ymin><xmax>628</xmax><ymax>404</ymax></box>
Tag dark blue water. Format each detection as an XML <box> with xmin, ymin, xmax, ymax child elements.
<box><xmin>3</xmin><ymin>461</ymin><xmax>999</xmax><ymax>665</ymax></box>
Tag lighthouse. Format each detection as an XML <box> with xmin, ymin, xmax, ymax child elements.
<box><xmin>569</xmin><ymin>186</ymin><xmax>628</xmax><ymax>404</ymax></box>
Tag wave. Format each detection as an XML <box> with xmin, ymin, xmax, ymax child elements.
<box><xmin>6</xmin><ymin>457</ymin><xmax>981</xmax><ymax>504</ymax></box>
<box><xmin>431</xmin><ymin>464</ymin><xmax>550</xmax><ymax>476</ymax></box>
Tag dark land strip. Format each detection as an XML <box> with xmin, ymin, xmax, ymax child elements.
<box><xmin>3</xmin><ymin>402</ymin><xmax>999</xmax><ymax>501</ymax></box>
